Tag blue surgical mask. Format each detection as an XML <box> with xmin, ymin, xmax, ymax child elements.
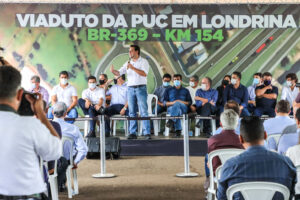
<box><xmin>252</xmin><ymin>78</ymin><xmax>260</xmax><ymax>85</ymax></box>
<box><xmin>163</xmin><ymin>81</ymin><xmax>170</xmax><ymax>87</ymax></box>
<box><xmin>174</xmin><ymin>80</ymin><xmax>181</xmax><ymax>87</ymax></box>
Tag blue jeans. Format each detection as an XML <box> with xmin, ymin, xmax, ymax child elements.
<box><xmin>167</xmin><ymin>101</ymin><xmax>188</xmax><ymax>131</ymax></box>
<box><xmin>47</xmin><ymin>106</ymin><xmax>78</xmax><ymax>124</ymax></box>
<box><xmin>240</xmin><ymin>107</ymin><xmax>250</xmax><ymax>117</ymax></box>
<box><xmin>78</xmin><ymin>98</ymin><xmax>100</xmax><ymax>132</ymax></box>
<box><xmin>128</xmin><ymin>85</ymin><xmax>150</xmax><ymax>135</ymax></box>
<box><xmin>254</xmin><ymin>107</ymin><xmax>275</xmax><ymax>117</ymax></box>
<box><xmin>104</xmin><ymin>104</ymin><xmax>129</xmax><ymax>134</ymax></box>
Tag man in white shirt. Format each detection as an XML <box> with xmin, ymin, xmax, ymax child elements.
<box><xmin>281</xmin><ymin>73</ymin><xmax>299</xmax><ymax>115</ymax></box>
<box><xmin>30</xmin><ymin>75</ymin><xmax>49</xmax><ymax>105</ymax></box>
<box><xmin>52</xmin><ymin>102</ymin><xmax>88</xmax><ymax>189</ymax></box>
<box><xmin>78</xmin><ymin>75</ymin><xmax>106</xmax><ymax>137</ymax></box>
<box><xmin>0</xmin><ymin>66</ymin><xmax>61</xmax><ymax>198</ymax></box>
<box><xmin>47</xmin><ymin>71</ymin><xmax>78</xmax><ymax>123</ymax></box>
<box><xmin>264</xmin><ymin>100</ymin><xmax>295</xmax><ymax>135</ymax></box>
<box><xmin>110</xmin><ymin>45</ymin><xmax>151</xmax><ymax>140</ymax></box>
<box><xmin>186</xmin><ymin>75</ymin><xmax>201</xmax><ymax>113</ymax></box>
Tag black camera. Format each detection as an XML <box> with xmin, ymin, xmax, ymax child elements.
<box><xmin>296</xmin><ymin>83</ymin><xmax>300</xmax><ymax>87</ymax></box>
<box><xmin>17</xmin><ymin>90</ymin><xmax>38</xmax><ymax>116</ymax></box>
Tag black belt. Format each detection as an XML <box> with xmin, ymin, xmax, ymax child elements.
<box><xmin>0</xmin><ymin>193</ymin><xmax>47</xmax><ymax>200</ymax></box>
<box><xmin>129</xmin><ymin>85</ymin><xmax>146</xmax><ymax>88</ymax></box>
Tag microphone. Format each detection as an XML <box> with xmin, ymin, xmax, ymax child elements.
<box><xmin>127</xmin><ymin>58</ymin><xmax>131</xmax><ymax>69</ymax></box>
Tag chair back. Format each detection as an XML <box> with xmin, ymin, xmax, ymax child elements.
<box><xmin>226</xmin><ymin>182</ymin><xmax>290</xmax><ymax>200</ymax></box>
<box><xmin>296</xmin><ymin>165</ymin><xmax>300</xmax><ymax>194</ymax></box>
<box><xmin>62</xmin><ymin>136</ymin><xmax>74</xmax><ymax>166</ymax></box>
<box><xmin>147</xmin><ymin>94</ymin><xmax>158</xmax><ymax>115</ymax></box>
<box><xmin>267</xmin><ymin>133</ymin><xmax>282</xmax><ymax>148</ymax></box>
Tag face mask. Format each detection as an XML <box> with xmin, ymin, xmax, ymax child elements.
<box><xmin>222</xmin><ymin>80</ymin><xmax>229</xmax><ymax>86</ymax></box>
<box><xmin>31</xmin><ymin>83</ymin><xmax>36</xmax><ymax>90</ymax></box>
<box><xmin>174</xmin><ymin>80</ymin><xmax>181</xmax><ymax>87</ymax></box>
<box><xmin>264</xmin><ymin>80</ymin><xmax>271</xmax><ymax>86</ymax></box>
<box><xmin>252</xmin><ymin>78</ymin><xmax>260</xmax><ymax>85</ymax></box>
<box><xmin>189</xmin><ymin>81</ymin><xmax>195</xmax><ymax>87</ymax></box>
<box><xmin>286</xmin><ymin>81</ymin><xmax>292</xmax><ymax>87</ymax></box>
<box><xmin>201</xmin><ymin>84</ymin><xmax>207</xmax><ymax>91</ymax></box>
<box><xmin>163</xmin><ymin>81</ymin><xmax>170</xmax><ymax>87</ymax></box>
<box><xmin>114</xmin><ymin>79</ymin><xmax>118</xmax><ymax>84</ymax></box>
<box><xmin>89</xmin><ymin>83</ymin><xmax>96</xmax><ymax>89</ymax></box>
<box><xmin>99</xmin><ymin>80</ymin><xmax>105</xmax><ymax>85</ymax></box>
<box><xmin>231</xmin><ymin>78</ymin><xmax>237</xmax><ymax>85</ymax></box>
<box><xmin>60</xmin><ymin>78</ymin><xmax>68</xmax><ymax>85</ymax></box>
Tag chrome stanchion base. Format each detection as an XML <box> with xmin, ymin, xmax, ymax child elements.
<box><xmin>176</xmin><ymin>172</ymin><xmax>199</xmax><ymax>177</ymax></box>
<box><xmin>92</xmin><ymin>173</ymin><xmax>116</xmax><ymax>178</ymax></box>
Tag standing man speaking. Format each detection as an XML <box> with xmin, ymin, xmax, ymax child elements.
<box><xmin>110</xmin><ymin>45</ymin><xmax>151</xmax><ymax>140</ymax></box>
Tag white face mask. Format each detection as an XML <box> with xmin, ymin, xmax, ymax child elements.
<box><xmin>89</xmin><ymin>83</ymin><xmax>96</xmax><ymax>89</ymax></box>
<box><xmin>31</xmin><ymin>83</ymin><xmax>36</xmax><ymax>90</ymax></box>
<box><xmin>201</xmin><ymin>83</ymin><xmax>207</xmax><ymax>91</ymax></box>
<box><xmin>286</xmin><ymin>81</ymin><xmax>292</xmax><ymax>87</ymax></box>
<box><xmin>231</xmin><ymin>78</ymin><xmax>237</xmax><ymax>85</ymax></box>
<box><xmin>189</xmin><ymin>81</ymin><xmax>195</xmax><ymax>87</ymax></box>
<box><xmin>60</xmin><ymin>78</ymin><xmax>68</xmax><ymax>85</ymax></box>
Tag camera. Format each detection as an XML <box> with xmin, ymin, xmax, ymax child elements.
<box><xmin>17</xmin><ymin>90</ymin><xmax>38</xmax><ymax>116</ymax></box>
<box><xmin>296</xmin><ymin>83</ymin><xmax>300</xmax><ymax>87</ymax></box>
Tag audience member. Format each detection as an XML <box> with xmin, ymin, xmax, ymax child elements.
<box><xmin>217</xmin><ymin>116</ymin><xmax>296</xmax><ymax>200</ymax></box>
<box><xmin>247</xmin><ymin>73</ymin><xmax>262</xmax><ymax>113</ymax></box>
<box><xmin>98</xmin><ymin>73</ymin><xmax>109</xmax><ymax>89</ymax></box>
<box><xmin>30</xmin><ymin>75</ymin><xmax>49</xmax><ymax>105</ymax></box>
<box><xmin>78</xmin><ymin>75</ymin><xmax>105</xmax><ymax>137</ymax></box>
<box><xmin>281</xmin><ymin>73</ymin><xmax>299</xmax><ymax>115</ymax></box>
<box><xmin>153</xmin><ymin>73</ymin><xmax>172</xmax><ymax>114</ymax></box>
<box><xmin>286</xmin><ymin>108</ymin><xmax>300</xmax><ymax>198</ymax></box>
<box><xmin>104</xmin><ymin>74</ymin><xmax>128</xmax><ymax>136</ymax></box>
<box><xmin>164</xmin><ymin>74</ymin><xmax>192</xmax><ymax>137</ymax></box>
<box><xmin>48</xmin><ymin>71</ymin><xmax>78</xmax><ymax>123</ymax></box>
<box><xmin>216</xmin><ymin>75</ymin><xmax>231</xmax><ymax>110</ymax></box>
<box><xmin>254</xmin><ymin>72</ymin><xmax>278</xmax><ymax>117</ymax></box>
<box><xmin>264</xmin><ymin>100</ymin><xmax>295</xmax><ymax>136</ymax></box>
<box><xmin>187</xmin><ymin>75</ymin><xmax>201</xmax><ymax>113</ymax></box>
<box><xmin>52</xmin><ymin>102</ymin><xmax>88</xmax><ymax>190</ymax></box>
<box><xmin>223</xmin><ymin>71</ymin><xmax>250</xmax><ymax>117</ymax></box>
<box><xmin>0</xmin><ymin>66</ymin><xmax>61</xmax><ymax>198</ymax></box>
<box><xmin>195</xmin><ymin>77</ymin><xmax>218</xmax><ymax>137</ymax></box>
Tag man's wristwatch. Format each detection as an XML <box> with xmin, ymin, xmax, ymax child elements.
<box><xmin>123</xmin><ymin>107</ymin><xmax>127</xmax><ymax>111</ymax></box>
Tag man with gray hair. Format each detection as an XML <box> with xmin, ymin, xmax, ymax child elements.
<box><xmin>207</xmin><ymin>109</ymin><xmax>244</xmax><ymax>174</ymax></box>
<box><xmin>187</xmin><ymin>75</ymin><xmax>201</xmax><ymax>112</ymax></box>
<box><xmin>30</xmin><ymin>75</ymin><xmax>49</xmax><ymax>104</ymax></box>
<box><xmin>52</xmin><ymin>102</ymin><xmax>88</xmax><ymax>167</ymax></box>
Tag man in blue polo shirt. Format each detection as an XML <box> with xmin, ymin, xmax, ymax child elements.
<box><xmin>223</xmin><ymin>71</ymin><xmax>250</xmax><ymax>117</ymax></box>
<box><xmin>254</xmin><ymin>72</ymin><xmax>278</xmax><ymax>117</ymax></box>
<box><xmin>153</xmin><ymin>73</ymin><xmax>172</xmax><ymax>114</ymax></box>
<box><xmin>195</xmin><ymin>77</ymin><xmax>218</xmax><ymax>136</ymax></box>
<box><xmin>164</xmin><ymin>74</ymin><xmax>192</xmax><ymax>137</ymax></box>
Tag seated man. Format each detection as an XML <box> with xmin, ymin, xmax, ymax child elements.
<box><xmin>48</xmin><ymin>71</ymin><xmax>78</xmax><ymax>123</ymax></box>
<box><xmin>281</xmin><ymin>73</ymin><xmax>299</xmax><ymax>115</ymax></box>
<box><xmin>30</xmin><ymin>75</ymin><xmax>49</xmax><ymax>105</ymax></box>
<box><xmin>264</xmin><ymin>100</ymin><xmax>295</xmax><ymax>136</ymax></box>
<box><xmin>187</xmin><ymin>75</ymin><xmax>201</xmax><ymax>113</ymax></box>
<box><xmin>104</xmin><ymin>74</ymin><xmax>128</xmax><ymax>136</ymax></box>
<box><xmin>254</xmin><ymin>72</ymin><xmax>278</xmax><ymax>117</ymax></box>
<box><xmin>247</xmin><ymin>73</ymin><xmax>262</xmax><ymax>114</ymax></box>
<box><xmin>52</xmin><ymin>102</ymin><xmax>88</xmax><ymax>189</ymax></box>
<box><xmin>223</xmin><ymin>71</ymin><xmax>250</xmax><ymax>117</ymax></box>
<box><xmin>195</xmin><ymin>77</ymin><xmax>218</xmax><ymax>137</ymax></box>
<box><xmin>153</xmin><ymin>73</ymin><xmax>172</xmax><ymax>114</ymax></box>
<box><xmin>217</xmin><ymin>116</ymin><xmax>297</xmax><ymax>200</ymax></box>
<box><xmin>78</xmin><ymin>75</ymin><xmax>105</xmax><ymax>137</ymax></box>
<box><xmin>164</xmin><ymin>74</ymin><xmax>192</xmax><ymax>137</ymax></box>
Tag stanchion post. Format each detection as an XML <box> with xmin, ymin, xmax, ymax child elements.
<box><xmin>176</xmin><ymin>114</ymin><xmax>199</xmax><ymax>178</ymax></box>
<box><xmin>92</xmin><ymin>115</ymin><xmax>116</xmax><ymax>178</ymax></box>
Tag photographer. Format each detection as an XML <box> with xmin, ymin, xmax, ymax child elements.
<box><xmin>0</xmin><ymin>66</ymin><xmax>61</xmax><ymax>199</ymax></box>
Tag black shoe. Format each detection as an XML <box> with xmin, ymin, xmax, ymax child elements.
<box><xmin>195</xmin><ymin>121</ymin><xmax>202</xmax><ymax>128</ymax></box>
<box><xmin>172</xmin><ymin>130</ymin><xmax>181</xmax><ymax>138</ymax></box>
<box><xmin>105</xmin><ymin>132</ymin><xmax>110</xmax><ymax>137</ymax></box>
<box><xmin>127</xmin><ymin>134</ymin><xmax>137</xmax><ymax>140</ymax></box>
<box><xmin>166</xmin><ymin>120</ymin><xmax>175</xmax><ymax>128</ymax></box>
<box><xmin>86</xmin><ymin>131</ymin><xmax>96</xmax><ymax>138</ymax></box>
<box><xmin>59</xmin><ymin>184</ymin><xmax>67</xmax><ymax>192</ymax></box>
<box><xmin>144</xmin><ymin>134</ymin><xmax>151</xmax><ymax>140</ymax></box>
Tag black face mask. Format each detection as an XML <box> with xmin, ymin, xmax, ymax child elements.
<box><xmin>222</xmin><ymin>80</ymin><xmax>229</xmax><ymax>86</ymax></box>
<box><xmin>113</xmin><ymin>79</ymin><xmax>117</xmax><ymax>84</ymax></box>
<box><xmin>99</xmin><ymin>80</ymin><xmax>105</xmax><ymax>85</ymax></box>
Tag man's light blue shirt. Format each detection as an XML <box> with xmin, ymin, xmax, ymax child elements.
<box><xmin>264</xmin><ymin>116</ymin><xmax>296</xmax><ymax>135</ymax></box>
<box><xmin>195</xmin><ymin>88</ymin><xmax>218</xmax><ymax>107</ymax></box>
<box><xmin>106</xmin><ymin>83</ymin><xmax>128</xmax><ymax>106</ymax></box>
<box><xmin>247</xmin><ymin>84</ymin><xmax>256</xmax><ymax>101</ymax></box>
<box><xmin>154</xmin><ymin>85</ymin><xmax>171</xmax><ymax>103</ymax></box>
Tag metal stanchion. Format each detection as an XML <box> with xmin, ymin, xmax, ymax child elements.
<box><xmin>176</xmin><ymin>114</ymin><xmax>199</xmax><ymax>178</ymax></box>
<box><xmin>92</xmin><ymin>115</ymin><xmax>116</xmax><ymax>178</ymax></box>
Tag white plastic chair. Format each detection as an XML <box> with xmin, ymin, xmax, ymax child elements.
<box><xmin>164</xmin><ymin>114</ymin><xmax>184</xmax><ymax>137</ymax></box>
<box><xmin>207</xmin><ymin>148</ymin><xmax>245</xmax><ymax>200</ymax></box>
<box><xmin>296</xmin><ymin>165</ymin><xmax>300</xmax><ymax>195</ymax></box>
<box><xmin>111</xmin><ymin>115</ymin><xmax>128</xmax><ymax>136</ymax></box>
<box><xmin>266</xmin><ymin>133</ymin><xmax>281</xmax><ymax>150</ymax></box>
<box><xmin>62</xmin><ymin>136</ymin><xmax>79</xmax><ymax>198</ymax></box>
<box><xmin>195</xmin><ymin>115</ymin><xmax>217</xmax><ymax>137</ymax></box>
<box><xmin>48</xmin><ymin>160</ymin><xmax>59</xmax><ymax>200</ymax></box>
<box><xmin>138</xmin><ymin>94</ymin><xmax>159</xmax><ymax>136</ymax></box>
<box><xmin>226</xmin><ymin>182</ymin><xmax>290</xmax><ymax>200</ymax></box>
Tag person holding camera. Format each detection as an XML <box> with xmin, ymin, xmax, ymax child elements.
<box><xmin>0</xmin><ymin>66</ymin><xmax>61</xmax><ymax>199</ymax></box>
<box><xmin>78</xmin><ymin>75</ymin><xmax>106</xmax><ymax>137</ymax></box>
<box><xmin>47</xmin><ymin>71</ymin><xmax>78</xmax><ymax>123</ymax></box>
